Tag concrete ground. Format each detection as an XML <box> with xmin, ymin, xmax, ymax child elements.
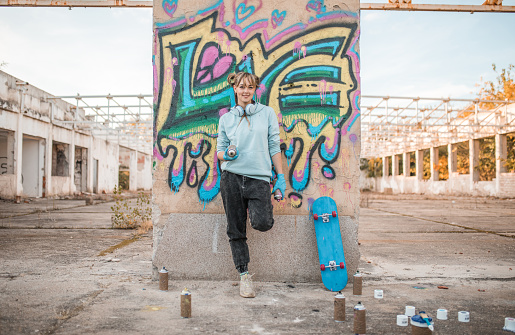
<box><xmin>0</xmin><ymin>193</ymin><xmax>514</xmax><ymax>334</ymax></box>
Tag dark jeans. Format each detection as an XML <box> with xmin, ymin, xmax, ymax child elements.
<box><xmin>220</xmin><ymin>171</ymin><xmax>274</xmax><ymax>271</ymax></box>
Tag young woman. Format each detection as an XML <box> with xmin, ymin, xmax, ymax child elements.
<box><xmin>217</xmin><ymin>72</ymin><xmax>286</xmax><ymax>298</ymax></box>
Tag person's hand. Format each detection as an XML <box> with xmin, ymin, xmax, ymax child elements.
<box><xmin>272</xmin><ymin>174</ymin><xmax>286</xmax><ymax>200</ymax></box>
<box><xmin>223</xmin><ymin>147</ymin><xmax>239</xmax><ymax>161</ymax></box>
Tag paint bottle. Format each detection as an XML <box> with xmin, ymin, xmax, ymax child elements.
<box><xmin>334</xmin><ymin>292</ymin><xmax>345</xmax><ymax>322</ymax></box>
<box><xmin>159</xmin><ymin>266</ymin><xmax>168</xmax><ymax>291</ymax></box>
<box><xmin>353</xmin><ymin>301</ymin><xmax>366</xmax><ymax>334</ymax></box>
<box><xmin>180</xmin><ymin>288</ymin><xmax>192</xmax><ymax>318</ymax></box>
<box><xmin>353</xmin><ymin>271</ymin><xmax>362</xmax><ymax>295</ymax></box>
<box><xmin>227</xmin><ymin>145</ymin><xmax>237</xmax><ymax>158</ymax></box>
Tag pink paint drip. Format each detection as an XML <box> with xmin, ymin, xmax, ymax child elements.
<box><xmin>153</xmin><ymin>146</ymin><xmax>164</xmax><ymax>161</ymax></box>
<box><xmin>292</xmin><ymin>40</ymin><xmax>307</xmax><ymax>59</ymax></box>
<box><xmin>323</xmin><ymin>128</ymin><xmax>340</xmax><ymax>156</ymax></box>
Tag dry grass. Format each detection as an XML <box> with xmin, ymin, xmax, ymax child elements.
<box><xmin>136</xmin><ymin>220</ymin><xmax>153</xmax><ymax>235</ymax></box>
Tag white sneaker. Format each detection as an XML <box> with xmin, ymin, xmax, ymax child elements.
<box><xmin>239</xmin><ymin>272</ymin><xmax>256</xmax><ymax>298</ymax></box>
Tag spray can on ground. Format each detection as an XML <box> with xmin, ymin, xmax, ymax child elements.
<box><xmin>180</xmin><ymin>288</ymin><xmax>192</xmax><ymax>318</ymax></box>
<box><xmin>334</xmin><ymin>292</ymin><xmax>345</xmax><ymax>322</ymax></box>
<box><xmin>159</xmin><ymin>267</ymin><xmax>168</xmax><ymax>291</ymax></box>
<box><xmin>353</xmin><ymin>271</ymin><xmax>362</xmax><ymax>295</ymax></box>
<box><xmin>274</xmin><ymin>188</ymin><xmax>282</xmax><ymax>201</ymax></box>
<box><xmin>226</xmin><ymin>145</ymin><xmax>237</xmax><ymax>158</ymax></box>
<box><xmin>353</xmin><ymin>301</ymin><xmax>366</xmax><ymax>334</ymax></box>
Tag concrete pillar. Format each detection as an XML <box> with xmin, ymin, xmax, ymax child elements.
<box><xmin>415</xmin><ymin>149</ymin><xmax>424</xmax><ymax>181</ymax></box>
<box><xmin>402</xmin><ymin>152</ymin><xmax>409</xmax><ymax>177</ymax></box>
<box><xmin>382</xmin><ymin>156</ymin><xmax>389</xmax><ymax>177</ymax></box>
<box><xmin>495</xmin><ymin>134</ymin><xmax>507</xmax><ymax>193</ymax></box>
<box><xmin>69</xmin><ymin>128</ymin><xmax>76</xmax><ymax>195</ymax></box>
<box><xmin>44</xmin><ymin>103</ymin><xmax>53</xmax><ymax>197</ymax></box>
<box><xmin>129</xmin><ymin>149</ymin><xmax>138</xmax><ymax>192</ymax></box>
<box><xmin>153</xmin><ymin>0</ymin><xmax>361</xmax><ymax>283</ymax></box>
<box><xmin>14</xmin><ymin>90</ymin><xmax>24</xmax><ymax>198</ymax></box>
<box><xmin>448</xmin><ymin>143</ymin><xmax>457</xmax><ymax>174</ymax></box>
<box><xmin>469</xmin><ymin>139</ymin><xmax>480</xmax><ymax>189</ymax></box>
<box><xmin>392</xmin><ymin>155</ymin><xmax>399</xmax><ymax>176</ymax></box>
<box><xmin>430</xmin><ymin>147</ymin><xmax>439</xmax><ymax>181</ymax></box>
<box><xmin>87</xmin><ymin>135</ymin><xmax>94</xmax><ymax>193</ymax></box>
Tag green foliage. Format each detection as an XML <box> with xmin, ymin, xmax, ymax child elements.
<box><xmin>360</xmin><ymin>158</ymin><xmax>383</xmax><ymax>178</ymax></box>
<box><xmin>456</xmin><ymin>141</ymin><xmax>469</xmax><ymax>175</ymax></box>
<box><xmin>479</xmin><ymin>137</ymin><xmax>496</xmax><ymax>181</ymax></box>
<box><xmin>506</xmin><ymin>133</ymin><xmax>515</xmax><ymax>173</ymax></box>
<box><xmin>118</xmin><ymin>171</ymin><xmax>130</xmax><ymax>190</ymax></box>
<box><xmin>110</xmin><ymin>186</ymin><xmax>152</xmax><ymax>229</ymax></box>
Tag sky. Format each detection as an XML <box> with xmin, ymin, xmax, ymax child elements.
<box><xmin>0</xmin><ymin>4</ymin><xmax>514</xmax><ymax>100</ymax></box>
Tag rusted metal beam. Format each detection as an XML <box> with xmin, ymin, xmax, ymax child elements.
<box><xmin>1</xmin><ymin>0</ymin><xmax>515</xmax><ymax>11</ymax></box>
<box><xmin>0</xmin><ymin>0</ymin><xmax>152</xmax><ymax>7</ymax></box>
<box><xmin>361</xmin><ymin>3</ymin><xmax>515</xmax><ymax>13</ymax></box>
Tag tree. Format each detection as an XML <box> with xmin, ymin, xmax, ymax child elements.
<box><xmin>479</xmin><ymin>64</ymin><xmax>515</xmax><ymax>109</ymax></box>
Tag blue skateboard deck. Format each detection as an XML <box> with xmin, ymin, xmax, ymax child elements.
<box><xmin>312</xmin><ymin>196</ymin><xmax>348</xmax><ymax>291</ymax></box>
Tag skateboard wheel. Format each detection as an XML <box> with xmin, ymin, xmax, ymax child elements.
<box><xmin>320</xmin><ymin>264</ymin><xmax>325</xmax><ymax>271</ymax></box>
<box><xmin>332</xmin><ymin>211</ymin><xmax>336</xmax><ymax>217</ymax></box>
<box><xmin>314</xmin><ymin>214</ymin><xmax>318</xmax><ymax>220</ymax></box>
<box><xmin>340</xmin><ymin>262</ymin><xmax>345</xmax><ymax>269</ymax></box>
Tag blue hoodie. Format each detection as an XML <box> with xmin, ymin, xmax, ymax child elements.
<box><xmin>216</xmin><ymin>103</ymin><xmax>281</xmax><ymax>182</ymax></box>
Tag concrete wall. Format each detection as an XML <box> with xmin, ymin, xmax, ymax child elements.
<box><xmin>153</xmin><ymin>0</ymin><xmax>361</xmax><ymax>282</ymax></box>
<box><xmin>0</xmin><ymin>70</ymin><xmax>152</xmax><ymax>199</ymax></box>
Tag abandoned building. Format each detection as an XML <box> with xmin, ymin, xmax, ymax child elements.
<box><xmin>360</xmin><ymin>96</ymin><xmax>515</xmax><ymax>198</ymax></box>
<box><xmin>0</xmin><ymin>70</ymin><xmax>152</xmax><ymax>200</ymax></box>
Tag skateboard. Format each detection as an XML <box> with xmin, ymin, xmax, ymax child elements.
<box><xmin>312</xmin><ymin>196</ymin><xmax>348</xmax><ymax>291</ymax></box>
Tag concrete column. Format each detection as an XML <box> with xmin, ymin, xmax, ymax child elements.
<box><xmin>69</xmin><ymin>128</ymin><xmax>76</xmax><ymax>195</ymax></box>
<box><xmin>469</xmin><ymin>139</ymin><xmax>480</xmax><ymax>190</ymax></box>
<box><xmin>448</xmin><ymin>143</ymin><xmax>457</xmax><ymax>187</ymax></box>
<box><xmin>44</xmin><ymin>103</ymin><xmax>54</xmax><ymax>197</ymax></box>
<box><xmin>402</xmin><ymin>152</ymin><xmax>410</xmax><ymax>177</ymax></box>
<box><xmin>129</xmin><ymin>149</ymin><xmax>138</xmax><ymax>192</ymax></box>
<box><xmin>392</xmin><ymin>155</ymin><xmax>399</xmax><ymax>176</ymax></box>
<box><xmin>87</xmin><ymin>135</ymin><xmax>94</xmax><ymax>193</ymax></box>
<box><xmin>382</xmin><ymin>156</ymin><xmax>388</xmax><ymax>177</ymax></box>
<box><xmin>430</xmin><ymin>147</ymin><xmax>439</xmax><ymax>181</ymax></box>
<box><xmin>415</xmin><ymin>150</ymin><xmax>424</xmax><ymax>181</ymax></box>
<box><xmin>495</xmin><ymin>134</ymin><xmax>507</xmax><ymax>193</ymax></box>
<box><xmin>14</xmin><ymin>90</ymin><xmax>24</xmax><ymax>198</ymax></box>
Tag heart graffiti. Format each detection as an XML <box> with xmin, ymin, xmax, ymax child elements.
<box><xmin>163</xmin><ymin>0</ymin><xmax>178</xmax><ymax>17</ymax></box>
<box><xmin>271</xmin><ymin>9</ymin><xmax>286</xmax><ymax>29</ymax></box>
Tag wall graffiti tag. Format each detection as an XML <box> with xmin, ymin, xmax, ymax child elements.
<box><xmin>154</xmin><ymin>0</ymin><xmax>360</xmax><ymax>210</ymax></box>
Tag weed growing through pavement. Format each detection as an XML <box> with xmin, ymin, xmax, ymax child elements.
<box><xmin>110</xmin><ymin>186</ymin><xmax>152</xmax><ymax>229</ymax></box>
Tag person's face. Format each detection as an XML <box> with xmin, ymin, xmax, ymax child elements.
<box><xmin>234</xmin><ymin>78</ymin><xmax>256</xmax><ymax>106</ymax></box>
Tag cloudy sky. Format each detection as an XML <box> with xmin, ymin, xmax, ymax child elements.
<box><xmin>0</xmin><ymin>3</ymin><xmax>514</xmax><ymax>100</ymax></box>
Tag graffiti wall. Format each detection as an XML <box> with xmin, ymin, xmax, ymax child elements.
<box><xmin>153</xmin><ymin>0</ymin><xmax>360</xmax><ymax>215</ymax></box>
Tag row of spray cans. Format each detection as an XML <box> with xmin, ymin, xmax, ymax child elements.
<box><xmin>159</xmin><ymin>267</ymin><xmax>192</xmax><ymax>318</ymax></box>
<box><xmin>333</xmin><ymin>292</ymin><xmax>366</xmax><ymax>335</ymax></box>
<box><xmin>332</xmin><ymin>271</ymin><xmax>366</xmax><ymax>334</ymax></box>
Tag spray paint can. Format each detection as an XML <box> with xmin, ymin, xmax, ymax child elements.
<box><xmin>353</xmin><ymin>301</ymin><xmax>366</xmax><ymax>334</ymax></box>
<box><xmin>226</xmin><ymin>145</ymin><xmax>237</xmax><ymax>158</ymax></box>
<box><xmin>274</xmin><ymin>188</ymin><xmax>282</xmax><ymax>201</ymax></box>
<box><xmin>353</xmin><ymin>271</ymin><xmax>362</xmax><ymax>295</ymax></box>
<box><xmin>334</xmin><ymin>292</ymin><xmax>345</xmax><ymax>322</ymax></box>
<box><xmin>180</xmin><ymin>288</ymin><xmax>192</xmax><ymax>318</ymax></box>
<box><xmin>158</xmin><ymin>266</ymin><xmax>168</xmax><ymax>291</ymax></box>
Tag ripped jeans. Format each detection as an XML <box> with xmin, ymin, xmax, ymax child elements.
<box><xmin>220</xmin><ymin>171</ymin><xmax>274</xmax><ymax>272</ymax></box>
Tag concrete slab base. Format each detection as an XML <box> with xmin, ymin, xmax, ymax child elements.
<box><xmin>152</xmin><ymin>214</ymin><xmax>359</xmax><ymax>283</ymax></box>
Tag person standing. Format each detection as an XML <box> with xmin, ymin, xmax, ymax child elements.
<box><xmin>217</xmin><ymin>72</ymin><xmax>286</xmax><ymax>298</ymax></box>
